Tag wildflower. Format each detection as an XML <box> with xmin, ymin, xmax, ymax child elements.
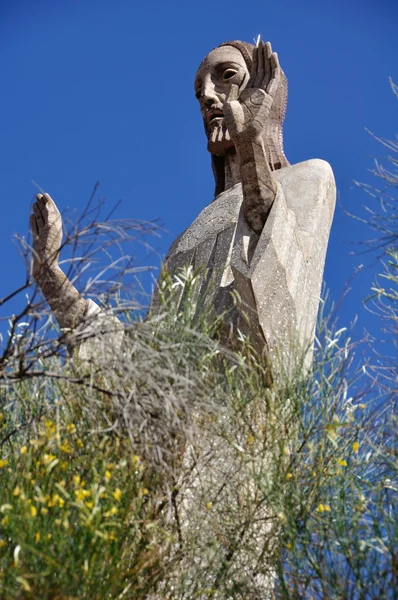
<box><xmin>112</xmin><ymin>488</ymin><xmax>123</xmax><ymax>502</ymax></box>
<box><xmin>104</xmin><ymin>507</ymin><xmax>118</xmax><ymax>517</ymax></box>
<box><xmin>41</xmin><ymin>508</ymin><xmax>48</xmax><ymax>515</ymax></box>
<box><xmin>20</xmin><ymin>446</ymin><xmax>28</xmax><ymax>455</ymax></box>
<box><xmin>44</xmin><ymin>420</ymin><xmax>57</xmax><ymax>435</ymax></box>
<box><xmin>41</xmin><ymin>453</ymin><xmax>56</xmax><ymax>466</ymax></box>
<box><xmin>30</xmin><ymin>505</ymin><xmax>37</xmax><ymax>517</ymax></box>
<box><xmin>59</xmin><ymin>441</ymin><xmax>71</xmax><ymax>454</ymax></box>
<box><xmin>12</xmin><ymin>486</ymin><xmax>21</xmax><ymax>497</ymax></box>
<box><xmin>85</xmin><ymin>501</ymin><xmax>94</xmax><ymax>509</ymax></box>
<box><xmin>352</xmin><ymin>441</ymin><xmax>359</xmax><ymax>454</ymax></box>
<box><xmin>66</xmin><ymin>423</ymin><xmax>76</xmax><ymax>434</ymax></box>
<box><xmin>0</xmin><ymin>540</ymin><xmax>6</xmax><ymax>548</ymax></box>
<box><xmin>247</xmin><ymin>435</ymin><xmax>255</xmax><ymax>445</ymax></box>
<box><xmin>105</xmin><ymin>470</ymin><xmax>112</xmax><ymax>481</ymax></box>
<box><xmin>75</xmin><ymin>489</ymin><xmax>91</xmax><ymax>502</ymax></box>
<box><xmin>316</xmin><ymin>503</ymin><xmax>331</xmax><ymax>513</ymax></box>
<box><xmin>73</xmin><ymin>475</ymin><xmax>81</xmax><ymax>485</ymax></box>
<box><xmin>34</xmin><ymin>533</ymin><xmax>40</xmax><ymax>543</ymax></box>
<box><xmin>337</xmin><ymin>459</ymin><xmax>348</xmax><ymax>467</ymax></box>
<box><xmin>0</xmin><ymin>460</ymin><xmax>8</xmax><ymax>469</ymax></box>
<box><xmin>76</xmin><ymin>439</ymin><xmax>84</xmax><ymax>448</ymax></box>
<box><xmin>286</xmin><ymin>473</ymin><xmax>293</xmax><ymax>480</ymax></box>
<box><xmin>1</xmin><ymin>516</ymin><xmax>9</xmax><ymax>526</ymax></box>
<box><xmin>206</xmin><ymin>502</ymin><xmax>213</xmax><ymax>510</ymax></box>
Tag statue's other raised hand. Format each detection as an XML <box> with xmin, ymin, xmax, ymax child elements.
<box><xmin>223</xmin><ymin>41</ymin><xmax>280</xmax><ymax>144</ymax></box>
<box><xmin>30</xmin><ymin>193</ymin><xmax>63</xmax><ymax>280</ymax></box>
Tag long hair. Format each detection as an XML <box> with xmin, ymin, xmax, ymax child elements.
<box><xmin>212</xmin><ymin>40</ymin><xmax>289</xmax><ymax>197</ymax></box>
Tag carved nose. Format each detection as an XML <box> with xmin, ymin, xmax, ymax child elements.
<box><xmin>204</xmin><ymin>97</ymin><xmax>215</xmax><ymax>109</ymax></box>
<box><xmin>201</xmin><ymin>80</ymin><xmax>219</xmax><ymax>109</ymax></box>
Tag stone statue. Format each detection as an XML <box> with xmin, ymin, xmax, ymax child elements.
<box><xmin>30</xmin><ymin>40</ymin><xmax>335</xmax><ymax>371</ymax></box>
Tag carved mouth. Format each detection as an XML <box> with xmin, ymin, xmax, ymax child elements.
<box><xmin>206</xmin><ymin>109</ymin><xmax>223</xmax><ymax>125</ymax></box>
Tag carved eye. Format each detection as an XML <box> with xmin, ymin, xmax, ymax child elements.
<box><xmin>222</xmin><ymin>68</ymin><xmax>238</xmax><ymax>81</ymax></box>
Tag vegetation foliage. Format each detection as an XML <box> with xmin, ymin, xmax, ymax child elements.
<box><xmin>0</xmin><ymin>85</ymin><xmax>396</xmax><ymax>599</ymax></box>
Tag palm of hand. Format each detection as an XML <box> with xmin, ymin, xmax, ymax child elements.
<box><xmin>223</xmin><ymin>41</ymin><xmax>279</xmax><ymax>144</ymax></box>
<box><xmin>30</xmin><ymin>193</ymin><xmax>63</xmax><ymax>277</ymax></box>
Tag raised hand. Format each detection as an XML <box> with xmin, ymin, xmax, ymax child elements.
<box><xmin>223</xmin><ymin>41</ymin><xmax>280</xmax><ymax>144</ymax></box>
<box><xmin>30</xmin><ymin>193</ymin><xmax>63</xmax><ymax>280</ymax></box>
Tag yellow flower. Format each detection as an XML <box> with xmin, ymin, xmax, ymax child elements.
<box><xmin>12</xmin><ymin>486</ymin><xmax>21</xmax><ymax>497</ymax></box>
<box><xmin>75</xmin><ymin>489</ymin><xmax>91</xmax><ymax>502</ymax></box>
<box><xmin>76</xmin><ymin>439</ymin><xmax>84</xmax><ymax>448</ymax></box>
<box><xmin>286</xmin><ymin>473</ymin><xmax>293</xmax><ymax>480</ymax></box>
<box><xmin>0</xmin><ymin>540</ymin><xmax>6</xmax><ymax>548</ymax></box>
<box><xmin>59</xmin><ymin>441</ymin><xmax>71</xmax><ymax>454</ymax></box>
<box><xmin>316</xmin><ymin>503</ymin><xmax>331</xmax><ymax>513</ymax></box>
<box><xmin>41</xmin><ymin>453</ymin><xmax>56</xmax><ymax>466</ymax></box>
<box><xmin>1</xmin><ymin>516</ymin><xmax>9</xmax><ymax>526</ymax></box>
<box><xmin>44</xmin><ymin>420</ymin><xmax>57</xmax><ymax>434</ymax></box>
<box><xmin>34</xmin><ymin>532</ymin><xmax>40</xmax><ymax>543</ymax></box>
<box><xmin>206</xmin><ymin>502</ymin><xmax>213</xmax><ymax>510</ymax></box>
<box><xmin>73</xmin><ymin>475</ymin><xmax>81</xmax><ymax>486</ymax></box>
<box><xmin>20</xmin><ymin>446</ymin><xmax>28</xmax><ymax>455</ymax></box>
<box><xmin>104</xmin><ymin>507</ymin><xmax>118</xmax><ymax>517</ymax></box>
<box><xmin>30</xmin><ymin>505</ymin><xmax>37</xmax><ymax>517</ymax></box>
<box><xmin>352</xmin><ymin>441</ymin><xmax>359</xmax><ymax>454</ymax></box>
<box><xmin>105</xmin><ymin>470</ymin><xmax>111</xmax><ymax>481</ymax></box>
<box><xmin>41</xmin><ymin>508</ymin><xmax>48</xmax><ymax>515</ymax></box>
<box><xmin>337</xmin><ymin>459</ymin><xmax>348</xmax><ymax>467</ymax></box>
<box><xmin>66</xmin><ymin>423</ymin><xmax>76</xmax><ymax>434</ymax></box>
<box><xmin>112</xmin><ymin>488</ymin><xmax>123</xmax><ymax>502</ymax></box>
<box><xmin>85</xmin><ymin>501</ymin><xmax>94</xmax><ymax>509</ymax></box>
<box><xmin>0</xmin><ymin>460</ymin><xmax>8</xmax><ymax>469</ymax></box>
<box><xmin>247</xmin><ymin>435</ymin><xmax>255</xmax><ymax>445</ymax></box>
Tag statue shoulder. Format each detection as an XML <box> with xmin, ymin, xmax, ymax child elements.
<box><xmin>274</xmin><ymin>159</ymin><xmax>336</xmax><ymax>228</ymax></box>
<box><xmin>275</xmin><ymin>158</ymin><xmax>335</xmax><ymax>188</ymax></box>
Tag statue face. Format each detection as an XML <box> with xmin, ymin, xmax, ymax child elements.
<box><xmin>195</xmin><ymin>46</ymin><xmax>250</xmax><ymax>155</ymax></box>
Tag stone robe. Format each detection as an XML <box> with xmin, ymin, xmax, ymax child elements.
<box><xmin>80</xmin><ymin>158</ymin><xmax>335</xmax><ymax>372</ymax></box>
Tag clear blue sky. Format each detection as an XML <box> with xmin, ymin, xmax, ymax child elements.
<box><xmin>0</xmin><ymin>0</ymin><xmax>397</xmax><ymax>341</ymax></box>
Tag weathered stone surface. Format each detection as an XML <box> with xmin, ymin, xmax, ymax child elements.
<box><xmin>161</xmin><ymin>159</ymin><xmax>336</xmax><ymax>371</ymax></box>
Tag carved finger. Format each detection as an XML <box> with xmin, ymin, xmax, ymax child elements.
<box><xmin>36</xmin><ymin>194</ymin><xmax>49</xmax><ymax>218</ymax></box>
<box><xmin>254</xmin><ymin>41</ymin><xmax>265</xmax><ymax>88</ymax></box>
<box><xmin>33</xmin><ymin>202</ymin><xmax>44</xmax><ymax>224</ymax></box>
<box><xmin>266</xmin><ymin>52</ymin><xmax>280</xmax><ymax>98</ymax></box>
<box><xmin>30</xmin><ymin>214</ymin><xmax>39</xmax><ymax>237</ymax></box>
<box><xmin>261</xmin><ymin>42</ymin><xmax>272</xmax><ymax>89</ymax></box>
<box><xmin>226</xmin><ymin>82</ymin><xmax>239</xmax><ymax>102</ymax></box>
<box><xmin>247</xmin><ymin>45</ymin><xmax>259</xmax><ymax>88</ymax></box>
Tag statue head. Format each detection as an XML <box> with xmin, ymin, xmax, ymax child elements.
<box><xmin>194</xmin><ymin>41</ymin><xmax>289</xmax><ymax>195</ymax></box>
